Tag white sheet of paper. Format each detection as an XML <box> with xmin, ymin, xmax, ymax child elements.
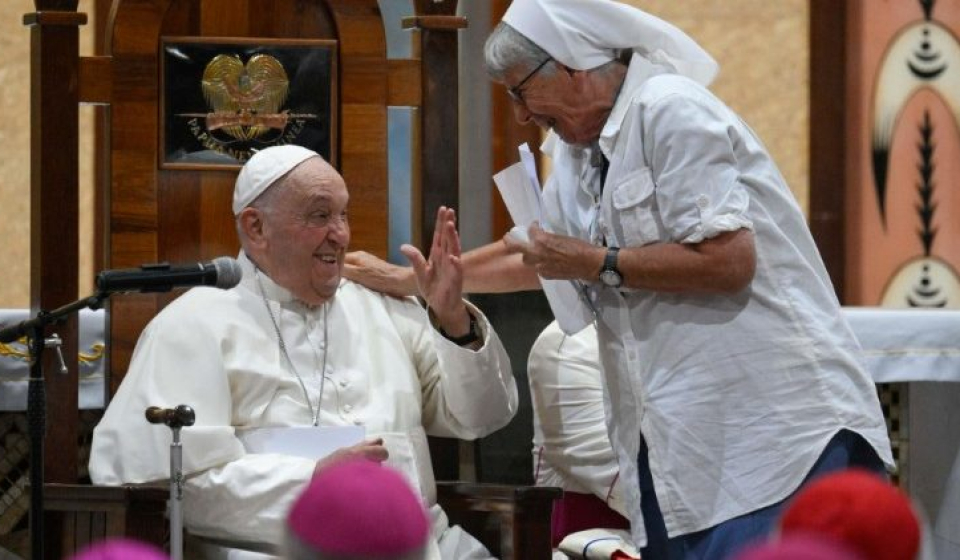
<box><xmin>236</xmin><ymin>425</ymin><xmax>365</xmax><ymax>461</ymax></box>
<box><xmin>519</xmin><ymin>143</ymin><xmax>543</xmax><ymax>219</ymax></box>
<box><xmin>493</xmin><ymin>163</ymin><xmax>540</xmax><ymax>229</ymax></box>
<box><xmin>542</xmin><ymin>279</ymin><xmax>594</xmax><ymax>335</ymax></box>
<box><xmin>493</xmin><ymin>145</ymin><xmax>594</xmax><ymax>335</ymax></box>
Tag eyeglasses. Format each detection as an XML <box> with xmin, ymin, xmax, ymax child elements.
<box><xmin>506</xmin><ymin>58</ymin><xmax>552</xmax><ymax>104</ymax></box>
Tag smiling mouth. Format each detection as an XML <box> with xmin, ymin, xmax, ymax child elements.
<box><xmin>316</xmin><ymin>254</ymin><xmax>339</xmax><ymax>265</ymax></box>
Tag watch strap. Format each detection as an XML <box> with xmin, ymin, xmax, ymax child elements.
<box><xmin>440</xmin><ymin>313</ymin><xmax>480</xmax><ymax>346</ymax></box>
<box><xmin>603</xmin><ymin>246</ymin><xmax>620</xmax><ymax>271</ymax></box>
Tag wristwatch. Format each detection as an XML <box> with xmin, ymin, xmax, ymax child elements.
<box><xmin>440</xmin><ymin>313</ymin><xmax>481</xmax><ymax>346</ymax></box>
<box><xmin>598</xmin><ymin>247</ymin><xmax>623</xmax><ymax>288</ymax></box>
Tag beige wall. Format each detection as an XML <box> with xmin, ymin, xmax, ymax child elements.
<box><xmin>629</xmin><ymin>1</ymin><xmax>810</xmax><ymax>211</ymax></box>
<box><xmin>0</xmin><ymin>1</ymin><xmax>809</xmax><ymax>308</ymax></box>
<box><xmin>0</xmin><ymin>1</ymin><xmax>95</xmax><ymax>308</ymax></box>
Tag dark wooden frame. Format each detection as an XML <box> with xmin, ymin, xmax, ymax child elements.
<box><xmin>809</xmin><ymin>0</ymin><xmax>850</xmax><ymax>301</ymax></box>
<box><xmin>44</xmin><ymin>484</ymin><xmax>168</xmax><ymax>555</ymax></box>
<box><xmin>44</xmin><ymin>482</ymin><xmax>560</xmax><ymax>560</ymax></box>
<box><xmin>158</xmin><ymin>35</ymin><xmax>339</xmax><ymax>171</ymax></box>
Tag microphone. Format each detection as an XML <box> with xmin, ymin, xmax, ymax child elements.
<box><xmin>145</xmin><ymin>405</ymin><xmax>196</xmax><ymax>428</ymax></box>
<box><xmin>96</xmin><ymin>256</ymin><xmax>242</xmax><ymax>294</ymax></box>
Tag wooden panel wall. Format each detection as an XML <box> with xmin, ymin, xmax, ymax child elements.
<box><xmin>103</xmin><ymin>0</ymin><xmax>390</xmax><ymax>390</ymax></box>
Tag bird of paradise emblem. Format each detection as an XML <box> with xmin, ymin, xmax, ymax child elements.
<box><xmin>176</xmin><ymin>52</ymin><xmax>319</xmax><ymax>162</ymax></box>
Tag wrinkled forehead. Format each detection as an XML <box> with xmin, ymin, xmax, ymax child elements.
<box><xmin>281</xmin><ymin>158</ymin><xmax>349</xmax><ymax>206</ymax></box>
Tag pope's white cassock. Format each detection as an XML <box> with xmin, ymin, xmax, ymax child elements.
<box><xmin>89</xmin><ymin>252</ymin><xmax>518</xmax><ymax>559</ymax></box>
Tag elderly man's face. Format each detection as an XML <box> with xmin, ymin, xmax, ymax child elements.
<box><xmin>258</xmin><ymin>158</ymin><xmax>350</xmax><ymax>306</ymax></box>
<box><xmin>502</xmin><ymin>61</ymin><xmax>604</xmax><ymax>146</ymax></box>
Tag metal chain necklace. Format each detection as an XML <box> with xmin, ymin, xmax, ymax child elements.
<box><xmin>254</xmin><ymin>268</ymin><xmax>328</xmax><ymax>426</ymax></box>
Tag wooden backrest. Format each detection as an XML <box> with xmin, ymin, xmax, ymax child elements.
<box><xmin>98</xmin><ymin>0</ymin><xmax>458</xmax><ymax>394</ymax></box>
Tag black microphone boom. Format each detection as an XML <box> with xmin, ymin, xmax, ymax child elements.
<box><xmin>96</xmin><ymin>256</ymin><xmax>242</xmax><ymax>294</ymax></box>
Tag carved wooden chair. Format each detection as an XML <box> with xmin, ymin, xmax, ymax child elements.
<box><xmin>31</xmin><ymin>1</ymin><xmax>560</xmax><ymax>558</ymax></box>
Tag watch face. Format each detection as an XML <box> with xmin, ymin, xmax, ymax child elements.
<box><xmin>600</xmin><ymin>268</ymin><xmax>622</xmax><ymax>288</ymax></box>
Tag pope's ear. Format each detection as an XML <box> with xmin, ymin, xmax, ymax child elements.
<box><xmin>238</xmin><ymin>207</ymin><xmax>265</xmax><ymax>242</ymax></box>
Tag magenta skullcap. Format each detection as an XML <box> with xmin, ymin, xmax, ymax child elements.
<box><xmin>68</xmin><ymin>538</ymin><xmax>168</xmax><ymax>560</ymax></box>
<box><xmin>233</xmin><ymin>145</ymin><xmax>318</xmax><ymax>215</ymax></box>
<box><xmin>287</xmin><ymin>459</ymin><xmax>430</xmax><ymax>556</ymax></box>
<box><xmin>735</xmin><ymin>534</ymin><xmax>864</xmax><ymax>560</ymax></box>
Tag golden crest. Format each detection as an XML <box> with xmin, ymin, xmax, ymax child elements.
<box><xmin>201</xmin><ymin>53</ymin><xmax>290</xmax><ymax>140</ymax></box>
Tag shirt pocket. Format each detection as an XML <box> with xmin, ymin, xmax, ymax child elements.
<box><xmin>607</xmin><ymin>167</ymin><xmax>661</xmax><ymax>247</ymax></box>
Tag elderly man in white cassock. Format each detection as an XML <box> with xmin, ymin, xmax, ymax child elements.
<box><xmin>89</xmin><ymin>145</ymin><xmax>517</xmax><ymax>559</ymax></box>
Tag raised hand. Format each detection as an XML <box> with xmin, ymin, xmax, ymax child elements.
<box><xmin>400</xmin><ymin>206</ymin><xmax>472</xmax><ymax>338</ymax></box>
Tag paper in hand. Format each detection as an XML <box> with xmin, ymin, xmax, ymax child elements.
<box><xmin>493</xmin><ymin>144</ymin><xmax>594</xmax><ymax>335</ymax></box>
<box><xmin>236</xmin><ymin>425</ymin><xmax>365</xmax><ymax>461</ymax></box>
<box><xmin>493</xmin><ymin>146</ymin><xmax>542</xmax><ymax>243</ymax></box>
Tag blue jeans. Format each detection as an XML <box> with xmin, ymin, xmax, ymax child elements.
<box><xmin>637</xmin><ymin>429</ymin><xmax>886</xmax><ymax>560</ymax></box>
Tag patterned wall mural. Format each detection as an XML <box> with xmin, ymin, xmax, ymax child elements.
<box><xmin>849</xmin><ymin>0</ymin><xmax>960</xmax><ymax>307</ymax></box>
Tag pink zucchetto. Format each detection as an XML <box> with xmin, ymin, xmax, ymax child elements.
<box><xmin>286</xmin><ymin>459</ymin><xmax>430</xmax><ymax>558</ymax></box>
<box><xmin>233</xmin><ymin>145</ymin><xmax>318</xmax><ymax>215</ymax></box>
<box><xmin>735</xmin><ymin>534</ymin><xmax>864</xmax><ymax>560</ymax></box>
<box><xmin>502</xmin><ymin>0</ymin><xmax>718</xmax><ymax>84</ymax></box>
<box><xmin>68</xmin><ymin>538</ymin><xmax>169</xmax><ymax>560</ymax></box>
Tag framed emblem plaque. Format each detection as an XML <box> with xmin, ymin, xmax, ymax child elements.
<box><xmin>160</xmin><ymin>37</ymin><xmax>337</xmax><ymax>169</ymax></box>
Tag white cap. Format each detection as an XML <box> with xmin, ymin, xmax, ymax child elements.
<box><xmin>233</xmin><ymin>145</ymin><xmax>319</xmax><ymax>215</ymax></box>
<box><xmin>503</xmin><ymin>0</ymin><xmax>719</xmax><ymax>85</ymax></box>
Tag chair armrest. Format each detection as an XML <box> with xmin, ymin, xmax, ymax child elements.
<box><xmin>436</xmin><ymin>481</ymin><xmax>561</xmax><ymax>560</ymax></box>
<box><xmin>44</xmin><ymin>483</ymin><xmax>168</xmax><ymax>555</ymax></box>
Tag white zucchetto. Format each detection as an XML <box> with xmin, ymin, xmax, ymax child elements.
<box><xmin>233</xmin><ymin>145</ymin><xmax>318</xmax><ymax>215</ymax></box>
<box><xmin>503</xmin><ymin>0</ymin><xmax>719</xmax><ymax>85</ymax></box>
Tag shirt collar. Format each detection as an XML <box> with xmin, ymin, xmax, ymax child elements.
<box><xmin>238</xmin><ymin>251</ymin><xmax>290</xmax><ymax>304</ymax></box>
<box><xmin>239</xmin><ymin>251</ymin><xmax>343</xmax><ymax>313</ymax></box>
<box><xmin>598</xmin><ymin>53</ymin><xmax>671</xmax><ymax>158</ymax></box>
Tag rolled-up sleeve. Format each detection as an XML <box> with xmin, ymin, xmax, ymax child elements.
<box><xmin>644</xmin><ymin>93</ymin><xmax>754</xmax><ymax>244</ymax></box>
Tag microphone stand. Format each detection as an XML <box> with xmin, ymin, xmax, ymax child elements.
<box><xmin>0</xmin><ymin>292</ymin><xmax>109</xmax><ymax>560</ymax></box>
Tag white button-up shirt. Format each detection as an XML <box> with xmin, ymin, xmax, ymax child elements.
<box><xmin>540</xmin><ymin>54</ymin><xmax>894</xmax><ymax>546</ymax></box>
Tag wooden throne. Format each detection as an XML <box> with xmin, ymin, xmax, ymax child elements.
<box><xmin>26</xmin><ymin>0</ymin><xmax>558</xmax><ymax>558</ymax></box>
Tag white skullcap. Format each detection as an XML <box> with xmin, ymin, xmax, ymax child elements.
<box><xmin>503</xmin><ymin>0</ymin><xmax>719</xmax><ymax>85</ymax></box>
<box><xmin>233</xmin><ymin>145</ymin><xmax>319</xmax><ymax>214</ymax></box>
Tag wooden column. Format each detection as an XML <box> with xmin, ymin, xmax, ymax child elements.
<box><xmin>25</xmin><ymin>0</ymin><xmax>86</xmax><ymax>486</ymax></box>
<box><xmin>404</xmin><ymin>1</ymin><xmax>467</xmax><ymax>481</ymax></box>
<box><xmin>408</xmin><ymin>0</ymin><xmax>466</xmax><ymax>249</ymax></box>
<box><xmin>24</xmin><ymin>3</ymin><xmax>87</xmax><ymax>558</ymax></box>
<box><xmin>809</xmin><ymin>0</ymin><xmax>849</xmax><ymax>301</ymax></box>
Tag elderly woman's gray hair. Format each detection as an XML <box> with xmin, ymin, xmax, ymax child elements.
<box><xmin>483</xmin><ymin>22</ymin><xmax>553</xmax><ymax>81</ymax></box>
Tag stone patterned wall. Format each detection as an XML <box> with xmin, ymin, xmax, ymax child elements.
<box><xmin>623</xmin><ymin>1</ymin><xmax>810</xmax><ymax>213</ymax></box>
<box><xmin>0</xmin><ymin>1</ymin><xmax>95</xmax><ymax>308</ymax></box>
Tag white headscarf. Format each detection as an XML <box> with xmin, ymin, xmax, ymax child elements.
<box><xmin>503</xmin><ymin>0</ymin><xmax>719</xmax><ymax>86</ymax></box>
